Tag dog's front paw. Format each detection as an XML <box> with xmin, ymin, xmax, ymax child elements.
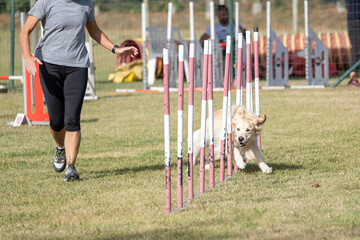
<box><xmin>262</xmin><ymin>167</ymin><xmax>272</xmax><ymax>174</ymax></box>
<box><xmin>259</xmin><ymin>162</ymin><xmax>272</xmax><ymax>174</ymax></box>
<box><xmin>236</xmin><ymin>161</ymin><xmax>247</xmax><ymax>170</ymax></box>
<box><xmin>205</xmin><ymin>164</ymin><xmax>210</xmax><ymax>170</ymax></box>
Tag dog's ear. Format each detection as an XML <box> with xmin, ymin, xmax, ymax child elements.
<box><xmin>236</xmin><ymin>106</ymin><xmax>245</xmax><ymax>116</ymax></box>
<box><xmin>254</xmin><ymin>114</ymin><xmax>266</xmax><ymax>133</ymax></box>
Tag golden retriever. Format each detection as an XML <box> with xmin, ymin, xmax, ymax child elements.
<box><xmin>193</xmin><ymin>105</ymin><xmax>272</xmax><ymax>174</ymax></box>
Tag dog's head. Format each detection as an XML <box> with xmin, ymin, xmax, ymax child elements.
<box><xmin>232</xmin><ymin>107</ymin><xmax>266</xmax><ymax>148</ymax></box>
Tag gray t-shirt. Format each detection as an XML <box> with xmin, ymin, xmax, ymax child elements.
<box><xmin>29</xmin><ymin>0</ymin><xmax>95</xmax><ymax>68</ymax></box>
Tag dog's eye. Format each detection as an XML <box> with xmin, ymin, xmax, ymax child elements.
<box><xmin>236</xmin><ymin>128</ymin><xmax>240</xmax><ymax>131</ymax></box>
<box><xmin>246</xmin><ymin>128</ymin><xmax>251</xmax><ymax>132</ymax></box>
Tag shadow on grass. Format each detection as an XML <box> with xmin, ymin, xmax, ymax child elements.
<box><xmin>81</xmin><ymin>118</ymin><xmax>98</xmax><ymax>123</ymax></box>
<box><xmin>83</xmin><ymin>162</ymin><xmax>164</xmax><ymax>180</ymax></box>
<box><xmin>243</xmin><ymin>162</ymin><xmax>302</xmax><ymax>174</ymax></box>
<box><xmin>101</xmin><ymin>227</ymin><xmax>241</xmax><ymax>240</ymax></box>
<box><xmin>102</xmin><ymin>93</ymin><xmax>143</xmax><ymax>99</ymax></box>
<box><xmin>83</xmin><ymin>162</ymin><xmax>301</xmax><ymax>181</ymax></box>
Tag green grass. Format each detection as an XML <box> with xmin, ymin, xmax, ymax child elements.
<box><xmin>0</xmin><ymin>78</ymin><xmax>359</xmax><ymax>239</ymax></box>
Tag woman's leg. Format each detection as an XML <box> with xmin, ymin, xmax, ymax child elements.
<box><xmin>64</xmin><ymin>131</ymin><xmax>81</xmax><ymax>165</ymax></box>
<box><xmin>63</xmin><ymin>66</ymin><xmax>88</xmax><ymax>167</ymax></box>
<box><xmin>50</xmin><ymin>127</ymin><xmax>65</xmax><ymax>147</ymax></box>
<box><xmin>39</xmin><ymin>62</ymin><xmax>68</xmax><ymax>172</ymax></box>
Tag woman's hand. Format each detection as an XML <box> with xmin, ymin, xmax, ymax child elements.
<box><xmin>115</xmin><ymin>46</ymin><xmax>139</xmax><ymax>58</ymax></box>
<box><xmin>25</xmin><ymin>56</ymin><xmax>43</xmax><ymax>75</ymax></box>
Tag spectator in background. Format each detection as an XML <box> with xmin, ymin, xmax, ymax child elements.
<box><xmin>347</xmin><ymin>0</ymin><xmax>360</xmax><ymax>87</ymax></box>
<box><xmin>199</xmin><ymin>4</ymin><xmax>245</xmax><ymax>46</ymax></box>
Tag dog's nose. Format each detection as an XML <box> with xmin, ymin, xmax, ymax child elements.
<box><xmin>238</xmin><ymin>136</ymin><xmax>245</xmax><ymax>142</ymax></box>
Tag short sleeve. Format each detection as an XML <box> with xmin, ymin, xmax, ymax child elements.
<box><xmin>28</xmin><ymin>0</ymin><xmax>47</xmax><ymax>20</ymax></box>
<box><xmin>87</xmin><ymin>1</ymin><xmax>95</xmax><ymax>22</ymax></box>
<box><xmin>204</xmin><ymin>26</ymin><xmax>211</xmax><ymax>36</ymax></box>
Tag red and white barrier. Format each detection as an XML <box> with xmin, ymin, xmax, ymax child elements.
<box><xmin>0</xmin><ymin>76</ymin><xmax>22</xmax><ymax>80</ymax></box>
<box><xmin>2</xmin><ymin>66</ymin><xmax>49</xmax><ymax>126</ymax></box>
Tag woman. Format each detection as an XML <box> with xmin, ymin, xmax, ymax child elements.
<box><xmin>19</xmin><ymin>0</ymin><xmax>138</xmax><ymax>181</ymax></box>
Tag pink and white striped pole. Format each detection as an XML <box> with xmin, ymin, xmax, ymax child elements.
<box><xmin>245</xmin><ymin>30</ymin><xmax>253</xmax><ymax>111</ymax></box>
<box><xmin>163</xmin><ymin>48</ymin><xmax>171</xmax><ymax>214</ymax></box>
<box><xmin>177</xmin><ymin>45</ymin><xmax>184</xmax><ymax>208</ymax></box>
<box><xmin>220</xmin><ymin>36</ymin><xmax>231</xmax><ymax>183</ymax></box>
<box><xmin>227</xmin><ymin>57</ymin><xmax>232</xmax><ymax>177</ymax></box>
<box><xmin>234</xmin><ymin>32</ymin><xmax>243</xmax><ymax>174</ymax></box>
<box><xmin>253</xmin><ymin>27</ymin><xmax>261</xmax><ymax>149</ymax></box>
<box><xmin>236</xmin><ymin>32</ymin><xmax>244</xmax><ymax>107</ymax></box>
<box><xmin>199</xmin><ymin>40</ymin><xmax>209</xmax><ymax>193</ymax></box>
<box><xmin>187</xmin><ymin>43</ymin><xmax>195</xmax><ymax>200</ymax></box>
<box><xmin>207</xmin><ymin>40</ymin><xmax>215</xmax><ymax>188</ymax></box>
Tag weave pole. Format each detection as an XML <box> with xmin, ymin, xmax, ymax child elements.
<box><xmin>245</xmin><ymin>31</ymin><xmax>253</xmax><ymax>111</ymax></box>
<box><xmin>188</xmin><ymin>43</ymin><xmax>195</xmax><ymax>200</ymax></box>
<box><xmin>199</xmin><ymin>40</ymin><xmax>209</xmax><ymax>193</ymax></box>
<box><xmin>207</xmin><ymin>41</ymin><xmax>215</xmax><ymax>188</ymax></box>
<box><xmin>220</xmin><ymin>36</ymin><xmax>231</xmax><ymax>183</ymax></box>
<box><xmin>177</xmin><ymin>45</ymin><xmax>184</xmax><ymax>208</ymax></box>
<box><xmin>163</xmin><ymin>48</ymin><xmax>171</xmax><ymax>214</ymax></box>
<box><xmin>227</xmin><ymin>58</ymin><xmax>232</xmax><ymax>177</ymax></box>
<box><xmin>234</xmin><ymin>32</ymin><xmax>244</xmax><ymax>173</ymax></box>
<box><xmin>253</xmin><ymin>28</ymin><xmax>261</xmax><ymax>149</ymax></box>
<box><xmin>236</xmin><ymin>32</ymin><xmax>244</xmax><ymax>107</ymax></box>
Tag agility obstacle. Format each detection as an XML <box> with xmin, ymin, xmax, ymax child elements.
<box><xmin>1</xmin><ymin>62</ymin><xmax>50</xmax><ymax>126</ymax></box>
<box><xmin>265</xmin><ymin>1</ymin><xmax>289</xmax><ymax>89</ymax></box>
<box><xmin>189</xmin><ymin>1</ymin><xmax>204</xmax><ymax>87</ymax></box>
<box><xmin>187</xmin><ymin>43</ymin><xmax>195</xmax><ymax>200</ymax></box>
<box><xmin>246</xmin><ymin>31</ymin><xmax>253</xmax><ymax>112</ymax></box>
<box><xmin>199</xmin><ymin>40</ymin><xmax>209</xmax><ymax>192</ymax></box>
<box><xmin>207</xmin><ymin>41</ymin><xmax>216</xmax><ymax>188</ymax></box>
<box><xmin>146</xmin><ymin>2</ymin><xmax>189</xmax><ymax>88</ymax></box>
<box><xmin>163</xmin><ymin>29</ymin><xmax>263</xmax><ymax>213</ymax></box>
<box><xmin>1</xmin><ymin>12</ymin><xmax>49</xmax><ymax>126</ymax></box>
<box><xmin>254</xmin><ymin>28</ymin><xmax>262</xmax><ymax>149</ymax></box>
<box><xmin>291</xmin><ymin>0</ymin><xmax>329</xmax><ymax>89</ymax></box>
<box><xmin>3</xmin><ymin>11</ymin><xmax>97</xmax><ymax>126</ymax></box>
<box><xmin>236</xmin><ymin>32</ymin><xmax>244</xmax><ymax>107</ymax></box>
<box><xmin>234</xmin><ymin>2</ymin><xmax>246</xmax><ymax>93</ymax></box>
<box><xmin>84</xmin><ymin>37</ymin><xmax>98</xmax><ymax>100</ymax></box>
<box><xmin>177</xmin><ymin>45</ymin><xmax>185</xmax><ymax>208</ymax></box>
<box><xmin>210</xmin><ymin>1</ymin><xmax>224</xmax><ymax>88</ymax></box>
<box><xmin>0</xmin><ymin>76</ymin><xmax>22</xmax><ymax>80</ymax></box>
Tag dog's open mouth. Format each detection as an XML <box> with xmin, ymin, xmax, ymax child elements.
<box><xmin>239</xmin><ymin>141</ymin><xmax>248</xmax><ymax>147</ymax></box>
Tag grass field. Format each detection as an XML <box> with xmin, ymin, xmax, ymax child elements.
<box><xmin>0</xmin><ymin>79</ymin><xmax>359</xmax><ymax>239</ymax></box>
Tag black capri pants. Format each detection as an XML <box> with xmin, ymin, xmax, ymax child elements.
<box><xmin>39</xmin><ymin>61</ymin><xmax>88</xmax><ymax>132</ymax></box>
